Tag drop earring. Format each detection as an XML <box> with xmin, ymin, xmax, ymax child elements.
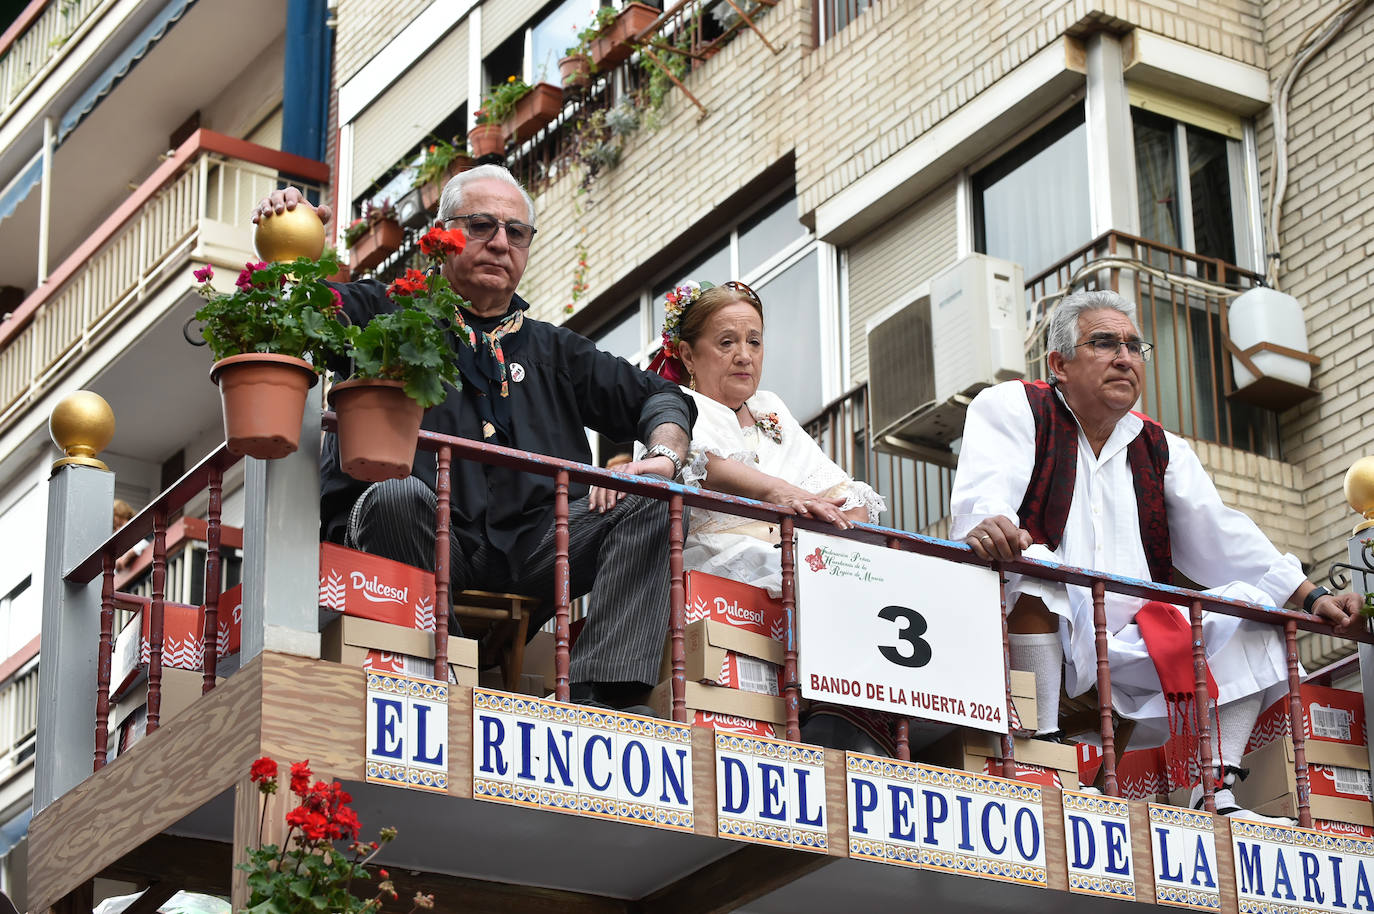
<box><xmin>689</xmin><ymin>373</ymin><xmax>697</xmax><ymax>391</ymax></box>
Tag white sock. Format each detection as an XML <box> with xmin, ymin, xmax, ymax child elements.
<box><xmin>1217</xmin><ymin>693</ymin><xmax>1263</xmax><ymax>771</ymax></box>
<box><xmin>1009</xmin><ymin>631</ymin><xmax>1062</xmax><ymax>734</ymax></box>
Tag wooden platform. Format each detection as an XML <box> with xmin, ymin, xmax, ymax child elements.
<box><xmin>27</xmin><ymin>652</ymin><xmax>1263</xmax><ymax>913</ymax></box>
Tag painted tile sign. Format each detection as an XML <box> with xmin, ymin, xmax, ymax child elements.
<box><xmin>472</xmin><ymin>688</ymin><xmax>694</xmax><ymax>832</ymax></box>
<box><xmin>365</xmin><ymin>671</ymin><xmax>448</xmax><ymax>793</ymax></box>
<box><xmin>845</xmin><ymin>753</ymin><xmax>1047</xmax><ymax>887</ymax></box>
<box><xmin>1149</xmin><ymin>805</ymin><xmax>1221</xmax><ymax>910</ymax></box>
<box><xmin>1232</xmin><ymin>819</ymin><xmax>1374</xmax><ymax>914</ymax></box>
<box><xmin>1063</xmin><ymin>790</ymin><xmax>1134</xmax><ymax>900</ymax></box>
<box><xmin>715</xmin><ymin>732</ymin><xmax>828</xmax><ymax>853</ymax></box>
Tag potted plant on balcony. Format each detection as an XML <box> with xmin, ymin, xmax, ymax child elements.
<box><xmin>330</xmin><ymin>224</ymin><xmax>471</xmax><ymax>482</ymax></box>
<box><xmin>344</xmin><ymin>198</ymin><xmax>402</xmax><ymax>274</ymax></box>
<box><xmin>414</xmin><ymin>138</ymin><xmax>473</xmax><ymax>212</ymax></box>
<box><xmin>468</xmin><ymin>107</ymin><xmax>506</xmax><ymax>159</ymax></box>
<box><xmin>586</xmin><ymin>3</ymin><xmax>659</xmax><ymax>70</ymax></box>
<box><xmin>558</xmin><ymin>51</ymin><xmax>591</xmax><ymax>90</ymax></box>
<box><xmin>483</xmin><ymin>76</ymin><xmax>563</xmax><ymax>145</ymax></box>
<box><xmin>192</xmin><ymin>253</ymin><xmax>350</xmax><ymax>460</ymax></box>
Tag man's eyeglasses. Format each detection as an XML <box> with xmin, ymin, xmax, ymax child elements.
<box><xmin>1074</xmin><ymin>337</ymin><xmax>1154</xmax><ymax>362</ymax></box>
<box><xmin>722</xmin><ymin>280</ymin><xmax>761</xmax><ymax>306</ymax></box>
<box><xmin>444</xmin><ymin>213</ymin><xmax>538</xmax><ymax>248</ymax></box>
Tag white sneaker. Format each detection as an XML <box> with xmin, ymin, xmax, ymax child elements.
<box><xmin>1188</xmin><ymin>769</ymin><xmax>1296</xmax><ymax>826</ymax></box>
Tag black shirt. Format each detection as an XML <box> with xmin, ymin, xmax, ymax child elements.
<box><xmin>320</xmin><ymin>279</ymin><xmax>695</xmax><ymax>576</ymax></box>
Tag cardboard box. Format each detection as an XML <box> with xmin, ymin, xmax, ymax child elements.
<box><xmin>321</xmin><ymin>615</ymin><xmax>477</xmax><ymax>685</ymax></box>
<box><xmin>318</xmin><ymin>543</ymin><xmax>437</xmax><ymax>631</ymax></box>
<box><xmin>650</xmin><ymin>678</ymin><xmax>786</xmax><ymax>725</ymax></box>
<box><xmin>685</xmin><ymin>571</ymin><xmax>786</xmax><ymax>641</ymax></box>
<box><xmin>925</xmin><ymin>729</ymin><xmax>1080</xmax><ymax>790</ymax></box>
<box><xmin>658</xmin><ymin>619</ymin><xmax>785</xmax><ymax>696</ymax></box>
<box><xmin>112</xmin><ymin>597</ymin><xmax>243</xmax><ymax>700</ymax></box>
<box><xmin>1233</xmin><ymin>736</ymin><xmax>1373</xmax><ymax>826</ymax></box>
<box><xmin>1009</xmin><ymin>670</ymin><xmax>1035</xmax><ymax>732</ymax></box>
<box><xmin>477</xmin><ymin>669</ymin><xmax>547</xmax><ymax>696</ymax></box>
<box><xmin>1315</xmin><ymin>819</ymin><xmax>1374</xmax><ymax>838</ymax></box>
<box><xmin>108</xmin><ymin>668</ymin><xmax>222</xmax><ymax>761</ymax></box>
<box><xmin>685</xmin><ymin>711</ymin><xmax>777</xmax><ymax>738</ymax></box>
<box><xmin>1247</xmin><ymin>684</ymin><xmax>1366</xmax><ymax>752</ymax></box>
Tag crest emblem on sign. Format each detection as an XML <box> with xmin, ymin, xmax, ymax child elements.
<box><xmin>805</xmin><ymin>548</ymin><xmax>826</xmax><ymax>572</ymax></box>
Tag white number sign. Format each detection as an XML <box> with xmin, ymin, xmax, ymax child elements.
<box><xmin>795</xmin><ymin>530</ymin><xmax>1007</xmax><ymax>733</ymax></box>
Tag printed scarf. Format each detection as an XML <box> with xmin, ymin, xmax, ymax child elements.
<box><xmin>452</xmin><ymin>307</ymin><xmax>524</xmax><ymax>440</ymax></box>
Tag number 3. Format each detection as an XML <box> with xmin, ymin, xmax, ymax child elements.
<box><xmin>877</xmin><ymin>605</ymin><xmax>932</xmax><ymax>668</ymax></box>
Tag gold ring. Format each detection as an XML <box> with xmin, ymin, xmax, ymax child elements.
<box><xmin>980</xmin><ymin>534</ymin><xmax>992</xmax><ymax>541</ymax></box>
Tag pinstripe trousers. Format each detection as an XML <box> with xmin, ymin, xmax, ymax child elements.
<box><xmin>346</xmin><ymin>475</ymin><xmax>672</xmax><ymax>686</ymax></box>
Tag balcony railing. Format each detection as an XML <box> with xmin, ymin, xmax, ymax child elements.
<box><xmin>0</xmin><ymin>0</ymin><xmax>103</xmax><ymax>119</ymax></box>
<box><xmin>62</xmin><ymin>404</ymin><xmax>1371</xmax><ymax>830</ymax></box>
<box><xmin>0</xmin><ymin>662</ymin><xmax>37</xmax><ymax>774</ymax></box>
<box><xmin>0</xmin><ymin>130</ymin><xmax>329</xmax><ymax>429</ymax></box>
<box><xmin>1026</xmin><ymin>231</ymin><xmax>1275</xmax><ymax>455</ymax></box>
<box><xmin>803</xmin><ymin>383</ymin><xmax>954</xmax><ymax>537</ymax></box>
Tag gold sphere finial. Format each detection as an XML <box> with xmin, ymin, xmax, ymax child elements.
<box><xmin>1344</xmin><ymin>456</ymin><xmax>1374</xmax><ymax>535</ymax></box>
<box><xmin>253</xmin><ymin>205</ymin><xmax>327</xmax><ymax>263</ymax></box>
<box><xmin>49</xmin><ymin>390</ymin><xmax>114</xmax><ymax>474</ymax></box>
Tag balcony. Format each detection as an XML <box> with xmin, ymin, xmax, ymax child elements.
<box><xmin>1026</xmin><ymin>231</ymin><xmax>1278</xmax><ymax>456</ymax></box>
<box><xmin>24</xmin><ymin>391</ymin><xmax>1374</xmax><ymax>913</ymax></box>
<box><xmin>0</xmin><ymin>130</ymin><xmax>328</xmax><ymax>441</ymax></box>
<box><xmin>0</xmin><ymin>0</ymin><xmax>102</xmax><ymax>125</ymax></box>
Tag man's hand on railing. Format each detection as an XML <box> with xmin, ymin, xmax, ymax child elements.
<box><xmin>588</xmin><ymin>456</ymin><xmax>676</xmax><ymax>513</ymax></box>
<box><xmin>251</xmin><ymin>186</ymin><xmax>332</xmax><ymax>226</ymax></box>
<box><xmin>964</xmin><ymin>515</ymin><xmax>1033</xmax><ymax>562</ymax></box>
<box><xmin>1298</xmin><ymin>586</ymin><xmax>1365</xmax><ymax>632</ymax></box>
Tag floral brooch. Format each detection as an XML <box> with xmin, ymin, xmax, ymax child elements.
<box><xmin>755</xmin><ymin>411</ymin><xmax>782</xmax><ymax>445</ymax></box>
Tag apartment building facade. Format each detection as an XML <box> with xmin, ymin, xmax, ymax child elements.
<box><xmin>335</xmin><ymin>0</ymin><xmax>1370</xmax><ymax>656</ymax></box>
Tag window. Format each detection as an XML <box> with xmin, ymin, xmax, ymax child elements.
<box><xmin>1132</xmin><ymin>109</ymin><xmax>1242</xmax><ymax>265</ymax></box>
<box><xmin>591</xmin><ymin>189</ymin><xmax>835</xmax><ymax>421</ymax></box>
<box><xmin>973</xmin><ymin>105</ymin><xmax>1092</xmax><ymax>282</ymax></box>
<box><xmin>529</xmin><ymin>0</ymin><xmax>603</xmax><ymax>83</ymax></box>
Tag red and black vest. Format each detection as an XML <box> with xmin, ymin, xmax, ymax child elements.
<box><xmin>1016</xmin><ymin>380</ymin><xmax>1174</xmax><ymax>584</ymax></box>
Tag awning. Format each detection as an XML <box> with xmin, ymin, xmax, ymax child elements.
<box><xmin>57</xmin><ymin>0</ymin><xmax>198</xmax><ymax>143</ymax></box>
<box><xmin>0</xmin><ymin>153</ymin><xmax>40</xmax><ymax>222</ymax></box>
<box><xmin>0</xmin><ymin>806</ymin><xmax>31</xmax><ymax>857</ymax></box>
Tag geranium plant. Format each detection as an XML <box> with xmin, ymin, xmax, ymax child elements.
<box><xmin>343</xmin><ymin>199</ymin><xmax>397</xmax><ymax>248</ymax></box>
<box><xmin>412</xmin><ymin>138</ymin><xmax>466</xmax><ymax>189</ymax></box>
<box><xmin>345</xmin><ymin>224</ymin><xmax>472</xmax><ymax>408</ymax></box>
<box><xmin>192</xmin><ymin>255</ymin><xmax>350</xmax><ymax>370</ymax></box>
<box><xmin>567</xmin><ymin>6</ymin><xmax>618</xmax><ymax>59</ymax></box>
<box><xmin>239</xmin><ymin>756</ymin><xmax>434</xmax><ymax>914</ymax></box>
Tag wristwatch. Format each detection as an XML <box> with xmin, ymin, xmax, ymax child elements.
<box><xmin>1302</xmin><ymin>585</ymin><xmax>1331</xmax><ymax>614</ymax></box>
<box><xmin>643</xmin><ymin>444</ymin><xmax>683</xmax><ymax>480</ymax></box>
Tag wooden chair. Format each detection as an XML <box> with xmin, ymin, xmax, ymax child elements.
<box><xmin>451</xmin><ymin>590</ymin><xmax>538</xmax><ymax>691</ymax></box>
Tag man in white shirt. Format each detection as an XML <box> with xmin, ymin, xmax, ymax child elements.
<box><xmin>950</xmin><ymin>289</ymin><xmax>1360</xmax><ymax>819</ymax></box>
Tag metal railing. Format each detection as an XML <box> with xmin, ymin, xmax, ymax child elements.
<box><xmin>1025</xmin><ymin>230</ymin><xmax>1276</xmax><ymax>455</ymax></box>
<box><xmin>0</xmin><ymin>0</ymin><xmax>104</xmax><ymax>118</ymax></box>
<box><xmin>0</xmin><ymin>664</ymin><xmax>38</xmax><ymax>773</ymax></box>
<box><xmin>802</xmin><ymin>384</ymin><xmax>954</xmax><ymax>536</ymax></box>
<box><xmin>64</xmin><ymin>407</ymin><xmax>1373</xmax><ymax>828</ymax></box>
<box><xmin>0</xmin><ymin>131</ymin><xmax>329</xmax><ymax>429</ymax></box>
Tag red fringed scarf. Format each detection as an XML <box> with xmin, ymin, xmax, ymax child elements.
<box><xmin>1136</xmin><ymin>601</ymin><xmax>1221</xmax><ymax>787</ymax></box>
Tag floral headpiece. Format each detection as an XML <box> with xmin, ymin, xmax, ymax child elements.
<box><xmin>648</xmin><ymin>280</ymin><xmax>712</xmax><ymax>383</ymax></box>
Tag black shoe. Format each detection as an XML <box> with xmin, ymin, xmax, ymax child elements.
<box><xmin>570</xmin><ymin>682</ymin><xmax>655</xmax><ymax>718</ymax></box>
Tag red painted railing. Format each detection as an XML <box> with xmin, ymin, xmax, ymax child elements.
<box><xmin>66</xmin><ymin>414</ymin><xmax>1372</xmax><ymax>827</ymax></box>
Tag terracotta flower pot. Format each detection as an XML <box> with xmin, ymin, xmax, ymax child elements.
<box><xmin>419</xmin><ymin>156</ymin><xmax>475</xmax><ymax>212</ymax></box>
<box><xmin>501</xmin><ymin>82</ymin><xmax>564</xmax><ymax>144</ymax></box>
<box><xmin>590</xmin><ymin>2</ymin><xmax>659</xmax><ymax>70</ymax></box>
<box><xmin>329</xmin><ymin>379</ymin><xmax>424</xmax><ymax>482</ymax></box>
<box><xmin>467</xmin><ymin>125</ymin><xmax>505</xmax><ymax>158</ymax></box>
<box><xmin>559</xmin><ymin>54</ymin><xmax>591</xmax><ymax>90</ymax></box>
<box><xmin>210</xmin><ymin>354</ymin><xmax>318</xmax><ymax>459</ymax></box>
<box><xmin>349</xmin><ymin>217</ymin><xmax>404</xmax><ymax>273</ymax></box>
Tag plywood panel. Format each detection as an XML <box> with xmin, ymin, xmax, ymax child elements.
<box><xmin>692</xmin><ymin>727</ymin><xmax>716</xmax><ymax>838</ymax></box>
<box><xmin>824</xmin><ymin>748</ymin><xmax>848</xmax><ymax>856</ymax></box>
<box><xmin>1042</xmin><ymin>785</ymin><xmax>1068</xmax><ymax>892</ymax></box>
<box><xmin>450</xmin><ymin>684</ymin><xmax>474</xmax><ymax>799</ymax></box>
<box><xmin>259</xmin><ymin>653</ymin><xmax>366</xmax><ymax>781</ymax></box>
<box><xmin>1130</xmin><ymin>800</ymin><xmax>1155</xmax><ymax>903</ymax></box>
<box><xmin>29</xmin><ymin>659</ymin><xmax>264</xmax><ymax>914</ymax></box>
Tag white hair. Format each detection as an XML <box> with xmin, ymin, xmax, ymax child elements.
<box><xmin>437</xmin><ymin>164</ymin><xmax>536</xmax><ymax>225</ymax></box>
<box><xmin>1046</xmin><ymin>289</ymin><xmax>1138</xmax><ymax>364</ymax></box>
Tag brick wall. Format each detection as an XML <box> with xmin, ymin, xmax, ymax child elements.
<box><xmin>1256</xmin><ymin>1</ymin><xmax>1374</xmax><ymax>575</ymax></box>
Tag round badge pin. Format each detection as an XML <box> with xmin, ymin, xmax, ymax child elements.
<box><xmin>510</xmin><ymin>362</ymin><xmax>525</xmax><ymax>382</ymax></box>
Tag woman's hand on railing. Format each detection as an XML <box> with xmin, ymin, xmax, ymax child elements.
<box><xmin>252</xmin><ymin>186</ymin><xmax>332</xmax><ymax>226</ymax></box>
<box><xmin>964</xmin><ymin>516</ymin><xmax>1033</xmax><ymax>562</ymax></box>
<box><xmin>587</xmin><ymin>456</ymin><xmax>676</xmax><ymax>512</ymax></box>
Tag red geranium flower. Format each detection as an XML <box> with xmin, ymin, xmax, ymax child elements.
<box><xmin>235</xmin><ymin>261</ymin><xmax>269</xmax><ymax>292</ymax></box>
<box><xmin>249</xmin><ymin>756</ymin><xmax>277</xmax><ymax>783</ymax></box>
<box><xmin>418</xmin><ymin>225</ymin><xmax>466</xmax><ymax>258</ymax></box>
<box><xmin>387</xmin><ymin>268</ymin><xmax>428</xmax><ymax>299</ymax></box>
<box><xmin>289</xmin><ymin>760</ymin><xmax>312</xmax><ymax>796</ymax></box>
<box><xmin>193</xmin><ymin>264</ymin><xmax>214</xmax><ymax>283</ymax></box>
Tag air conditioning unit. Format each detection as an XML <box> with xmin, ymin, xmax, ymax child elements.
<box><xmin>867</xmin><ymin>253</ymin><xmax>1026</xmax><ymax>453</ymax></box>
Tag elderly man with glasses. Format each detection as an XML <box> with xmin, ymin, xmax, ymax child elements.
<box><xmin>949</xmin><ymin>289</ymin><xmax>1360</xmax><ymax>820</ymax></box>
<box><xmin>254</xmin><ymin>165</ymin><xmax>695</xmax><ymax>714</ymax></box>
